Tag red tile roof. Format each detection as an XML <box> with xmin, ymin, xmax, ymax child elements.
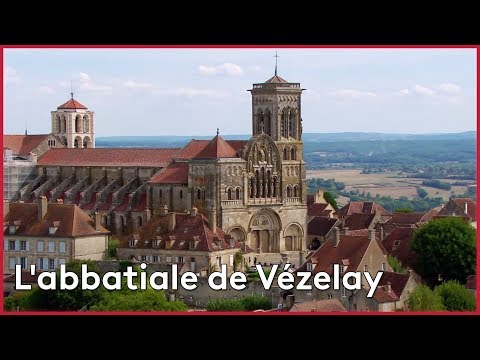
<box><xmin>308</xmin><ymin>203</ymin><xmax>331</xmax><ymax>217</ymax></box>
<box><xmin>122</xmin><ymin>212</ymin><xmax>240</xmax><ymax>253</ymax></box>
<box><xmin>372</xmin><ymin>285</ymin><xmax>399</xmax><ymax>303</ymax></box>
<box><xmin>265</xmin><ymin>75</ymin><xmax>288</xmax><ymax>83</ymax></box>
<box><xmin>4</xmin><ymin>202</ymin><xmax>109</xmax><ymax>237</ymax></box>
<box><xmin>378</xmin><ymin>271</ymin><xmax>410</xmax><ymax>298</ymax></box>
<box><xmin>4</xmin><ymin>271</ymin><xmax>43</xmax><ymax>283</ymax></box>
<box><xmin>338</xmin><ymin>201</ymin><xmax>392</xmax><ymax>217</ymax></box>
<box><xmin>4</xmin><ymin>134</ymin><xmax>49</xmax><ymax>156</ymax></box>
<box><xmin>226</xmin><ymin>140</ymin><xmax>248</xmax><ymax>152</ymax></box>
<box><xmin>174</xmin><ymin>140</ymin><xmax>209</xmax><ymax>160</ymax></box>
<box><xmin>37</xmin><ymin>148</ymin><xmax>181</xmax><ymax>167</ymax></box>
<box><xmin>344</xmin><ymin>213</ymin><xmax>376</xmax><ymax>230</ymax></box>
<box><xmin>382</xmin><ymin>227</ymin><xmax>417</xmax><ymax>269</ymax></box>
<box><xmin>297</xmin><ymin>234</ymin><xmax>372</xmax><ymax>275</ymax></box>
<box><xmin>57</xmin><ymin>97</ymin><xmax>87</xmax><ymax>109</ymax></box>
<box><xmin>386</xmin><ymin>211</ymin><xmax>437</xmax><ymax>226</ymax></box>
<box><xmin>307</xmin><ymin>194</ymin><xmax>315</xmax><ymax>206</ymax></box>
<box><xmin>196</xmin><ymin>135</ymin><xmax>238</xmax><ymax>159</ymax></box>
<box><xmin>466</xmin><ymin>275</ymin><xmax>476</xmax><ymax>290</ymax></box>
<box><xmin>307</xmin><ymin>217</ymin><xmax>338</xmax><ymax>236</ymax></box>
<box><xmin>437</xmin><ymin>198</ymin><xmax>477</xmax><ymax>221</ymax></box>
<box><xmin>289</xmin><ymin>299</ymin><xmax>347</xmax><ymax>312</ymax></box>
<box><xmin>149</xmin><ymin>162</ymin><xmax>189</xmax><ymax>184</ymax></box>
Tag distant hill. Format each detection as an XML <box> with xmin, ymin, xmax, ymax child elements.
<box><xmin>96</xmin><ymin>131</ymin><xmax>475</xmax><ymax>148</ymax></box>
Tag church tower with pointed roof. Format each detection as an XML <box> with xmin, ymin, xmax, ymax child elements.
<box><xmin>51</xmin><ymin>93</ymin><xmax>95</xmax><ymax>148</ymax></box>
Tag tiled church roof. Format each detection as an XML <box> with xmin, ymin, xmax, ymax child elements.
<box><xmin>4</xmin><ymin>134</ymin><xmax>50</xmax><ymax>156</ymax></box>
<box><xmin>149</xmin><ymin>162</ymin><xmax>189</xmax><ymax>184</ymax></box>
<box><xmin>57</xmin><ymin>97</ymin><xmax>88</xmax><ymax>110</ymax></box>
<box><xmin>196</xmin><ymin>135</ymin><xmax>238</xmax><ymax>159</ymax></box>
<box><xmin>264</xmin><ymin>75</ymin><xmax>288</xmax><ymax>83</ymax></box>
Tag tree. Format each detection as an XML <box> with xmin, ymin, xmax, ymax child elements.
<box><xmin>412</xmin><ymin>217</ymin><xmax>476</xmax><ymax>286</ymax></box>
<box><xmin>416</xmin><ymin>187</ymin><xmax>428</xmax><ymax>198</ymax></box>
<box><xmin>107</xmin><ymin>238</ymin><xmax>120</xmax><ymax>259</ymax></box>
<box><xmin>91</xmin><ymin>288</ymin><xmax>187</xmax><ymax>311</ymax></box>
<box><xmin>323</xmin><ymin>191</ymin><xmax>338</xmax><ymax>211</ymax></box>
<box><xmin>387</xmin><ymin>255</ymin><xmax>405</xmax><ymax>274</ymax></box>
<box><xmin>395</xmin><ymin>208</ymin><xmax>413</xmax><ymax>213</ymax></box>
<box><xmin>406</xmin><ymin>285</ymin><xmax>444</xmax><ymax>311</ymax></box>
<box><xmin>434</xmin><ymin>280</ymin><xmax>476</xmax><ymax>311</ymax></box>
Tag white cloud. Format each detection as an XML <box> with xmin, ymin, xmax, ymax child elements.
<box><xmin>38</xmin><ymin>85</ymin><xmax>55</xmax><ymax>94</ymax></box>
<box><xmin>154</xmin><ymin>87</ymin><xmax>229</xmax><ymax>99</ymax></box>
<box><xmin>73</xmin><ymin>72</ymin><xmax>112</xmax><ymax>93</ymax></box>
<box><xmin>4</xmin><ymin>65</ymin><xmax>21</xmax><ymax>85</ymax></box>
<box><xmin>414</xmin><ymin>84</ymin><xmax>435</xmax><ymax>96</ymax></box>
<box><xmin>329</xmin><ymin>89</ymin><xmax>376</xmax><ymax>98</ymax></box>
<box><xmin>399</xmin><ymin>89</ymin><xmax>410</xmax><ymax>95</ymax></box>
<box><xmin>438</xmin><ymin>83</ymin><xmax>461</xmax><ymax>94</ymax></box>
<box><xmin>197</xmin><ymin>62</ymin><xmax>243</xmax><ymax>76</ymax></box>
<box><xmin>124</xmin><ymin>80</ymin><xmax>154</xmax><ymax>89</ymax></box>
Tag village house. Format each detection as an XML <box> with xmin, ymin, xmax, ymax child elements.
<box><xmin>437</xmin><ymin>198</ymin><xmax>476</xmax><ymax>228</ymax></box>
<box><xmin>3</xmin><ymin>196</ymin><xmax>110</xmax><ymax>275</ymax></box>
<box><xmin>294</xmin><ymin>227</ymin><xmax>392</xmax><ymax>311</ymax></box>
<box><xmin>382</xmin><ymin>209</ymin><xmax>438</xmax><ymax>235</ymax></box>
<box><xmin>337</xmin><ymin>201</ymin><xmax>392</xmax><ymax>223</ymax></box>
<box><xmin>117</xmin><ymin>206</ymin><xmax>246</xmax><ymax>276</ymax></box>
<box><xmin>307</xmin><ymin>189</ymin><xmax>337</xmax><ymax>221</ymax></box>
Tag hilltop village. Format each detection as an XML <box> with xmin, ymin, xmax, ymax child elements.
<box><xmin>3</xmin><ymin>73</ymin><xmax>476</xmax><ymax>312</ymax></box>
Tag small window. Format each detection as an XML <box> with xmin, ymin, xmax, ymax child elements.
<box><xmin>217</xmin><ymin>256</ymin><xmax>222</xmax><ymax>268</ymax></box>
<box><xmin>394</xmin><ymin>240</ymin><xmax>401</xmax><ymax>246</ymax></box>
<box><xmin>141</xmin><ymin>255</ymin><xmax>147</xmax><ymax>262</ymax></box>
<box><xmin>364</xmin><ymin>265</ymin><xmax>368</xmax><ymax>272</ymax></box>
<box><xmin>153</xmin><ymin>255</ymin><xmax>158</xmax><ymax>263</ymax></box>
<box><xmin>48</xmin><ymin>242</ymin><xmax>55</xmax><ymax>253</ymax></box>
<box><xmin>38</xmin><ymin>258</ymin><xmax>44</xmax><ymax>270</ymax></box>
<box><xmin>197</xmin><ymin>189</ymin><xmax>201</xmax><ymax>200</ymax></box>
<box><xmin>307</xmin><ymin>263</ymin><xmax>313</xmax><ymax>271</ymax></box>
<box><xmin>166</xmin><ymin>256</ymin><xmax>172</xmax><ymax>263</ymax></box>
<box><xmin>59</xmin><ymin>242</ymin><xmax>66</xmax><ymax>253</ymax></box>
<box><xmin>227</xmin><ymin>188</ymin><xmax>232</xmax><ymax>200</ymax></box>
<box><xmin>381</xmin><ymin>262</ymin><xmax>386</xmax><ymax>271</ymax></box>
<box><xmin>159</xmin><ymin>189</ymin><xmax>163</xmax><ymax>199</ymax></box>
<box><xmin>9</xmin><ymin>241</ymin><xmax>15</xmax><ymax>251</ymax></box>
<box><xmin>129</xmin><ymin>240</ymin><xmax>136</xmax><ymax>248</ymax></box>
<box><xmin>229</xmin><ymin>254</ymin><xmax>234</xmax><ymax>267</ymax></box>
<box><xmin>327</xmin><ymin>294</ymin><xmax>333</xmax><ymax>300</ymax></box>
<box><xmin>177</xmin><ymin>256</ymin><xmax>184</xmax><ymax>263</ymax></box>
<box><xmin>202</xmin><ymin>188</ymin><xmax>206</xmax><ymax>200</ymax></box>
<box><xmin>9</xmin><ymin>258</ymin><xmax>15</xmax><ymax>270</ymax></box>
<box><xmin>236</xmin><ymin>188</ymin><xmax>240</xmax><ymax>200</ymax></box>
<box><xmin>179</xmin><ymin>190</ymin><xmax>183</xmax><ymax>199</ymax></box>
<box><xmin>48</xmin><ymin>258</ymin><xmax>55</xmax><ymax>270</ymax></box>
<box><xmin>20</xmin><ymin>257</ymin><xmax>27</xmax><ymax>269</ymax></box>
<box><xmin>339</xmin><ymin>264</ymin><xmax>345</xmax><ymax>274</ymax></box>
<box><xmin>37</xmin><ymin>241</ymin><xmax>44</xmax><ymax>253</ymax></box>
<box><xmin>152</xmin><ymin>240</ymin><xmax>158</xmax><ymax>248</ymax></box>
<box><xmin>341</xmin><ymin>286</ymin><xmax>347</xmax><ymax>298</ymax></box>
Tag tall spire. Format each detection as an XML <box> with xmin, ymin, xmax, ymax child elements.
<box><xmin>274</xmin><ymin>51</ymin><xmax>279</xmax><ymax>76</ymax></box>
<box><xmin>71</xmin><ymin>79</ymin><xmax>74</xmax><ymax>99</ymax></box>
<box><xmin>216</xmin><ymin>128</ymin><xmax>219</xmax><ymax>136</ymax></box>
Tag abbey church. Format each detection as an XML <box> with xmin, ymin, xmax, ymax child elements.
<box><xmin>4</xmin><ymin>72</ymin><xmax>308</xmax><ymax>266</ymax></box>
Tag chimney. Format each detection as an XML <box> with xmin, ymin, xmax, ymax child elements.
<box><xmin>379</xmin><ymin>224</ymin><xmax>384</xmax><ymax>241</ymax></box>
<box><xmin>333</xmin><ymin>227</ymin><xmax>340</xmax><ymax>247</ymax></box>
<box><xmin>385</xmin><ymin>281</ymin><xmax>391</xmax><ymax>293</ymax></box>
<box><xmin>342</xmin><ymin>226</ymin><xmax>349</xmax><ymax>235</ymax></box>
<box><xmin>190</xmin><ymin>207</ymin><xmax>198</xmax><ymax>217</ymax></box>
<box><xmin>94</xmin><ymin>212</ymin><xmax>101</xmax><ymax>231</ymax></box>
<box><xmin>208</xmin><ymin>207</ymin><xmax>217</xmax><ymax>234</ymax></box>
<box><xmin>56</xmin><ymin>199</ymin><xmax>63</xmax><ymax>204</ymax></box>
<box><xmin>160</xmin><ymin>204</ymin><xmax>168</xmax><ymax>216</ymax></box>
<box><xmin>168</xmin><ymin>212</ymin><xmax>176</xmax><ymax>232</ymax></box>
<box><xmin>3</xmin><ymin>201</ymin><xmax>9</xmax><ymax>217</ymax></box>
<box><xmin>464</xmin><ymin>202</ymin><xmax>468</xmax><ymax>215</ymax></box>
<box><xmin>146</xmin><ymin>209</ymin><xmax>151</xmax><ymax>222</ymax></box>
<box><xmin>38</xmin><ymin>196</ymin><xmax>48</xmax><ymax>220</ymax></box>
<box><xmin>369</xmin><ymin>228</ymin><xmax>375</xmax><ymax>241</ymax></box>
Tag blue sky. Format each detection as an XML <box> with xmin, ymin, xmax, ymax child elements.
<box><xmin>3</xmin><ymin>48</ymin><xmax>476</xmax><ymax>136</ymax></box>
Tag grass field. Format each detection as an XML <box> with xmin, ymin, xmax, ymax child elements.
<box><xmin>307</xmin><ymin>169</ymin><xmax>474</xmax><ymax>202</ymax></box>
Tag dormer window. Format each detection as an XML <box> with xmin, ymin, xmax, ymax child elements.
<box><xmin>49</xmin><ymin>221</ymin><xmax>60</xmax><ymax>235</ymax></box>
<box><xmin>339</xmin><ymin>264</ymin><xmax>345</xmax><ymax>274</ymax></box>
<box><xmin>129</xmin><ymin>239</ymin><xmax>136</xmax><ymax>248</ymax></box>
<box><xmin>9</xmin><ymin>225</ymin><xmax>16</xmax><ymax>235</ymax></box>
<box><xmin>307</xmin><ymin>263</ymin><xmax>313</xmax><ymax>272</ymax></box>
<box><xmin>152</xmin><ymin>240</ymin><xmax>158</xmax><ymax>248</ymax></box>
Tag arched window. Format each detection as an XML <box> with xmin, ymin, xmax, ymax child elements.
<box><xmin>84</xmin><ymin>116</ymin><xmax>89</xmax><ymax>132</ymax></box>
<box><xmin>74</xmin><ymin>139</ymin><xmax>79</xmax><ymax>148</ymax></box>
<box><xmin>287</xmin><ymin>186</ymin><xmax>291</xmax><ymax>198</ymax></box>
<box><xmin>179</xmin><ymin>190</ymin><xmax>183</xmax><ymax>199</ymax></box>
<box><xmin>197</xmin><ymin>189</ymin><xmax>201</xmax><ymax>200</ymax></box>
<box><xmin>82</xmin><ymin>117</ymin><xmax>87</xmax><ymax>133</ymax></box>
<box><xmin>293</xmin><ymin>186</ymin><xmax>298</xmax><ymax>197</ymax></box>
<box><xmin>138</xmin><ymin>216</ymin><xmax>143</xmax><ymax>227</ymax></box>
<box><xmin>257</xmin><ymin>109</ymin><xmax>264</xmax><ymax>133</ymax></box>
<box><xmin>227</xmin><ymin>188</ymin><xmax>232</xmax><ymax>200</ymax></box>
<box><xmin>291</xmin><ymin>147</ymin><xmax>296</xmax><ymax>160</ymax></box>
<box><xmin>75</xmin><ymin>115</ymin><xmax>81</xmax><ymax>133</ymax></box>
<box><xmin>283</xmin><ymin>147</ymin><xmax>288</xmax><ymax>160</ymax></box>
<box><xmin>273</xmin><ymin>177</ymin><xmax>277</xmax><ymax>197</ymax></box>
<box><xmin>236</xmin><ymin>188</ymin><xmax>240</xmax><ymax>200</ymax></box>
<box><xmin>265</xmin><ymin>109</ymin><xmax>271</xmax><ymax>135</ymax></box>
<box><xmin>56</xmin><ymin>115</ymin><xmax>61</xmax><ymax>132</ymax></box>
<box><xmin>82</xmin><ymin>138</ymin><xmax>88</xmax><ymax>148</ymax></box>
<box><xmin>159</xmin><ymin>189</ymin><xmax>163</xmax><ymax>199</ymax></box>
<box><xmin>202</xmin><ymin>188</ymin><xmax>206</xmax><ymax>200</ymax></box>
<box><xmin>250</xmin><ymin>177</ymin><xmax>255</xmax><ymax>198</ymax></box>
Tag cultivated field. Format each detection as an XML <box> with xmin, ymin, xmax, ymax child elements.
<box><xmin>307</xmin><ymin>169</ymin><xmax>474</xmax><ymax>202</ymax></box>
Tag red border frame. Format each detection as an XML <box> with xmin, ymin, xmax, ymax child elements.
<box><xmin>1</xmin><ymin>45</ymin><xmax>478</xmax><ymax>316</ymax></box>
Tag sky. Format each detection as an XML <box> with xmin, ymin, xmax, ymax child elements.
<box><xmin>3</xmin><ymin>48</ymin><xmax>477</xmax><ymax>137</ymax></box>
